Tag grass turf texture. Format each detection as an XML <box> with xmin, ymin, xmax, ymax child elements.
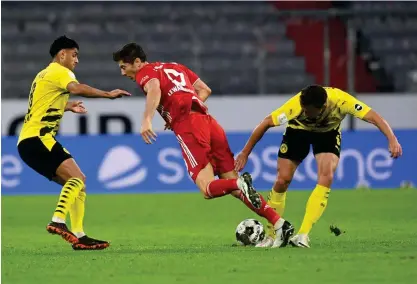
<box><xmin>2</xmin><ymin>189</ymin><xmax>417</xmax><ymax>284</ymax></box>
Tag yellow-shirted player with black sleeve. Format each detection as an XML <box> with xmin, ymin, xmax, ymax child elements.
<box><xmin>17</xmin><ymin>35</ymin><xmax>131</xmax><ymax>250</ymax></box>
<box><xmin>235</xmin><ymin>85</ymin><xmax>402</xmax><ymax>248</ymax></box>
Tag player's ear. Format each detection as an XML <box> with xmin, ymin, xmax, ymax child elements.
<box><xmin>59</xmin><ymin>50</ymin><xmax>66</xmax><ymax>60</ymax></box>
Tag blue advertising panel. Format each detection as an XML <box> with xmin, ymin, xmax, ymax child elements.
<box><xmin>2</xmin><ymin>130</ymin><xmax>416</xmax><ymax>195</ymax></box>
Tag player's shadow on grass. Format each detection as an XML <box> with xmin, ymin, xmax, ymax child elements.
<box><xmin>18</xmin><ymin>244</ymin><xmax>270</xmax><ymax>256</ymax></box>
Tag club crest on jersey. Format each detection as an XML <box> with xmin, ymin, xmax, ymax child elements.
<box><xmin>354</xmin><ymin>104</ymin><xmax>363</xmax><ymax>111</ymax></box>
<box><xmin>280</xmin><ymin>143</ymin><xmax>288</xmax><ymax>154</ymax></box>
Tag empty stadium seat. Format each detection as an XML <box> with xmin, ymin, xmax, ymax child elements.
<box><xmin>1</xmin><ymin>2</ymin><xmax>311</xmax><ymax>97</ymax></box>
<box><xmin>352</xmin><ymin>2</ymin><xmax>417</xmax><ymax>92</ymax></box>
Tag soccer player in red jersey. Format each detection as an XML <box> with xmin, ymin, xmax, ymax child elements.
<box><xmin>113</xmin><ymin>43</ymin><xmax>294</xmax><ymax>247</ymax></box>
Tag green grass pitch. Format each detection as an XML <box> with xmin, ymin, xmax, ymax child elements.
<box><xmin>2</xmin><ymin>189</ymin><xmax>417</xmax><ymax>284</ymax></box>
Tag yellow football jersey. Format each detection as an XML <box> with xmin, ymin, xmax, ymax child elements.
<box><xmin>18</xmin><ymin>62</ymin><xmax>78</xmax><ymax>144</ymax></box>
<box><xmin>270</xmin><ymin>87</ymin><xmax>371</xmax><ymax>132</ymax></box>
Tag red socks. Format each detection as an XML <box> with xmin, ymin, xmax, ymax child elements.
<box><xmin>206</xmin><ymin>179</ymin><xmax>239</xmax><ymax>198</ymax></box>
<box><xmin>239</xmin><ymin>191</ymin><xmax>280</xmax><ymax>225</ymax></box>
<box><xmin>205</xmin><ymin>179</ymin><xmax>280</xmax><ymax>226</ymax></box>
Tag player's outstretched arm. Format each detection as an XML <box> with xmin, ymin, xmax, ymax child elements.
<box><xmin>66</xmin><ymin>82</ymin><xmax>131</xmax><ymax>99</ymax></box>
<box><xmin>193</xmin><ymin>79</ymin><xmax>212</xmax><ymax>102</ymax></box>
<box><xmin>65</xmin><ymin>101</ymin><xmax>87</xmax><ymax>114</ymax></box>
<box><xmin>362</xmin><ymin>110</ymin><xmax>402</xmax><ymax>158</ymax></box>
<box><xmin>140</xmin><ymin>79</ymin><xmax>162</xmax><ymax>144</ymax></box>
<box><xmin>234</xmin><ymin>115</ymin><xmax>276</xmax><ymax>171</ymax></box>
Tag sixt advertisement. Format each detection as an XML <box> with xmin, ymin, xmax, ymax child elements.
<box><xmin>2</xmin><ymin>130</ymin><xmax>416</xmax><ymax>195</ymax></box>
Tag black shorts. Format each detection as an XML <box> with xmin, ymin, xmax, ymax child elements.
<box><xmin>17</xmin><ymin>136</ymin><xmax>72</xmax><ymax>180</ymax></box>
<box><xmin>278</xmin><ymin>127</ymin><xmax>341</xmax><ymax>162</ymax></box>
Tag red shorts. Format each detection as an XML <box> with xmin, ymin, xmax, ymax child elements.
<box><xmin>173</xmin><ymin>113</ymin><xmax>235</xmax><ymax>181</ymax></box>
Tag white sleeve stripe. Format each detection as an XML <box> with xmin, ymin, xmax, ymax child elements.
<box><xmin>192</xmin><ymin>78</ymin><xmax>201</xmax><ymax>86</ymax></box>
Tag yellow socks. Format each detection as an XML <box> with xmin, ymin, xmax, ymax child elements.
<box><xmin>267</xmin><ymin>189</ymin><xmax>287</xmax><ymax>216</ymax></box>
<box><xmin>70</xmin><ymin>190</ymin><xmax>86</xmax><ymax>236</ymax></box>
<box><xmin>52</xmin><ymin>178</ymin><xmax>84</xmax><ymax>222</ymax></box>
<box><xmin>298</xmin><ymin>185</ymin><xmax>330</xmax><ymax>235</ymax></box>
<box><xmin>266</xmin><ymin>189</ymin><xmax>287</xmax><ymax>237</ymax></box>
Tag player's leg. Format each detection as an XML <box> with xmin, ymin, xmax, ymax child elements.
<box><xmin>46</xmin><ymin>148</ymin><xmax>86</xmax><ymax>244</ymax></box>
<box><xmin>263</xmin><ymin>158</ymin><xmax>300</xmax><ymax>241</ymax></box>
<box><xmin>260</xmin><ymin>128</ymin><xmax>310</xmax><ymax>246</ymax></box>
<box><xmin>268</xmin><ymin>158</ymin><xmax>299</xmax><ymax>217</ymax></box>
<box><xmin>54</xmin><ymin>158</ymin><xmax>86</xmax><ymax>235</ymax></box>
<box><xmin>268</xmin><ymin>128</ymin><xmax>310</xmax><ymax>216</ymax></box>
<box><xmin>219</xmin><ymin>171</ymin><xmax>279</xmax><ymax>227</ymax></box>
<box><xmin>175</xmin><ymin>114</ymin><xmax>260</xmax><ymax>208</ymax></box>
<box><xmin>16</xmin><ymin>137</ymin><xmax>80</xmax><ymax>244</ymax></box>
<box><xmin>51</xmin><ymin>173</ymin><xmax>86</xmax><ymax>241</ymax></box>
<box><xmin>211</xmin><ymin>118</ymin><xmax>294</xmax><ymax>248</ymax></box>
<box><xmin>205</xmin><ymin>115</ymin><xmax>262</xmax><ymax>208</ymax></box>
<box><xmin>52</xmin><ymin>163</ymin><xmax>86</xmax><ymax>240</ymax></box>
<box><xmin>54</xmin><ymin>157</ymin><xmax>110</xmax><ymax>250</ymax></box>
<box><xmin>219</xmin><ymin>171</ymin><xmax>293</xmax><ymax>248</ymax></box>
<box><xmin>190</xmin><ymin>158</ymin><xmax>260</xmax><ymax>209</ymax></box>
<box><xmin>292</xmin><ymin>129</ymin><xmax>340</xmax><ymax>248</ymax></box>
<box><xmin>39</xmin><ymin>137</ymin><xmax>108</xmax><ymax>250</ymax></box>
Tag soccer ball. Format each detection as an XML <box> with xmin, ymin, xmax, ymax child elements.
<box><xmin>235</xmin><ymin>219</ymin><xmax>265</xmax><ymax>246</ymax></box>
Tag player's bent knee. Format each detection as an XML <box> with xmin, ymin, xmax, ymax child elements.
<box><xmin>318</xmin><ymin>171</ymin><xmax>334</xmax><ymax>187</ymax></box>
<box><xmin>71</xmin><ymin>173</ymin><xmax>86</xmax><ymax>184</ymax></box>
<box><xmin>79</xmin><ymin>172</ymin><xmax>86</xmax><ymax>184</ymax></box>
<box><xmin>195</xmin><ymin>164</ymin><xmax>216</xmax><ymax>199</ymax></box>
<box><xmin>274</xmin><ymin>176</ymin><xmax>292</xmax><ymax>192</ymax></box>
<box><xmin>230</xmin><ymin>190</ymin><xmax>241</xmax><ymax>199</ymax></box>
<box><xmin>196</xmin><ymin>180</ymin><xmax>212</xmax><ymax>199</ymax></box>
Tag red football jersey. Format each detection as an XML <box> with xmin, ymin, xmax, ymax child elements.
<box><xmin>135</xmin><ymin>62</ymin><xmax>208</xmax><ymax>127</ymax></box>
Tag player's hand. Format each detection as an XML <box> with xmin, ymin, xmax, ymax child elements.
<box><xmin>140</xmin><ymin>119</ymin><xmax>157</xmax><ymax>144</ymax></box>
<box><xmin>388</xmin><ymin>137</ymin><xmax>402</xmax><ymax>158</ymax></box>
<box><xmin>108</xmin><ymin>89</ymin><xmax>131</xmax><ymax>99</ymax></box>
<box><xmin>164</xmin><ymin>122</ymin><xmax>172</xmax><ymax>131</ymax></box>
<box><xmin>67</xmin><ymin>101</ymin><xmax>87</xmax><ymax>114</ymax></box>
<box><xmin>234</xmin><ymin>152</ymin><xmax>249</xmax><ymax>172</ymax></box>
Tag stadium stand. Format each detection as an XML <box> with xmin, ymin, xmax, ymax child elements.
<box><xmin>1</xmin><ymin>1</ymin><xmax>313</xmax><ymax>98</ymax></box>
<box><xmin>272</xmin><ymin>1</ymin><xmax>378</xmax><ymax>93</ymax></box>
<box><xmin>2</xmin><ymin>1</ymin><xmax>416</xmax><ymax>98</ymax></box>
<box><xmin>351</xmin><ymin>1</ymin><xmax>417</xmax><ymax>92</ymax></box>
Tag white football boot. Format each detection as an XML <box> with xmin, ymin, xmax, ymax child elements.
<box><xmin>289</xmin><ymin>234</ymin><xmax>310</xmax><ymax>248</ymax></box>
<box><xmin>272</xmin><ymin>219</ymin><xmax>295</xmax><ymax>248</ymax></box>
<box><xmin>256</xmin><ymin>224</ymin><xmax>275</xmax><ymax>247</ymax></box>
<box><xmin>255</xmin><ymin>236</ymin><xmax>274</xmax><ymax>248</ymax></box>
<box><xmin>256</xmin><ymin>219</ymin><xmax>294</xmax><ymax>248</ymax></box>
<box><xmin>237</xmin><ymin>172</ymin><xmax>261</xmax><ymax>209</ymax></box>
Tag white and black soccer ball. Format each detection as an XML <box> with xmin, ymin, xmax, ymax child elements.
<box><xmin>235</xmin><ymin>219</ymin><xmax>265</xmax><ymax>246</ymax></box>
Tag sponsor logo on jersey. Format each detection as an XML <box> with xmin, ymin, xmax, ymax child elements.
<box><xmin>354</xmin><ymin>104</ymin><xmax>363</xmax><ymax>111</ymax></box>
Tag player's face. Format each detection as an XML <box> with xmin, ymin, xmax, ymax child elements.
<box><xmin>61</xmin><ymin>48</ymin><xmax>79</xmax><ymax>71</ymax></box>
<box><xmin>118</xmin><ymin>59</ymin><xmax>141</xmax><ymax>81</ymax></box>
<box><xmin>302</xmin><ymin>105</ymin><xmax>326</xmax><ymax>118</ymax></box>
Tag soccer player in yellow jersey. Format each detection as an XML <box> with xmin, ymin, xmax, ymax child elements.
<box><xmin>17</xmin><ymin>36</ymin><xmax>131</xmax><ymax>250</ymax></box>
<box><xmin>235</xmin><ymin>85</ymin><xmax>402</xmax><ymax>248</ymax></box>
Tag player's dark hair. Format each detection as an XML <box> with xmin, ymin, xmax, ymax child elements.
<box><xmin>112</xmin><ymin>43</ymin><xmax>147</xmax><ymax>64</ymax></box>
<box><xmin>49</xmin><ymin>36</ymin><xmax>79</xmax><ymax>58</ymax></box>
<box><xmin>300</xmin><ymin>85</ymin><xmax>328</xmax><ymax>108</ymax></box>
